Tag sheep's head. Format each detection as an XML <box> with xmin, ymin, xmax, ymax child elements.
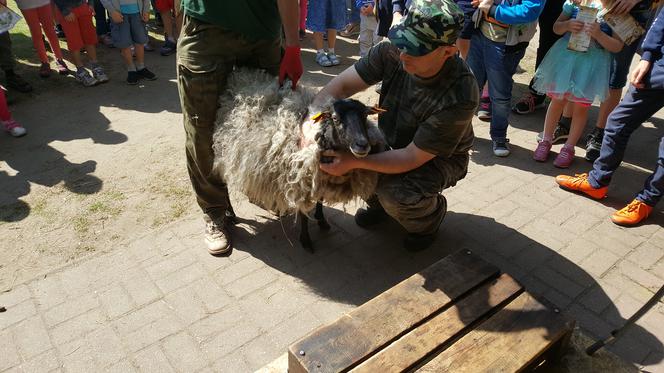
<box><xmin>312</xmin><ymin>99</ymin><xmax>385</xmax><ymax>158</ymax></box>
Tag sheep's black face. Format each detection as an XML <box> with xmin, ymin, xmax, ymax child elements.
<box><xmin>332</xmin><ymin>99</ymin><xmax>372</xmax><ymax>158</ymax></box>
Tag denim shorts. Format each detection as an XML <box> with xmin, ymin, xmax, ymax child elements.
<box><xmin>306</xmin><ymin>0</ymin><xmax>346</xmax><ymax>32</ymax></box>
<box><xmin>110</xmin><ymin>13</ymin><xmax>149</xmax><ymax>49</ymax></box>
<box><xmin>609</xmin><ymin>10</ymin><xmax>651</xmax><ymax>89</ymax></box>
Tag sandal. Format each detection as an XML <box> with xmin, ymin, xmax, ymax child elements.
<box><xmin>327</xmin><ymin>53</ymin><xmax>340</xmax><ymax>66</ymax></box>
<box><xmin>315</xmin><ymin>52</ymin><xmax>332</xmax><ymax>67</ymax></box>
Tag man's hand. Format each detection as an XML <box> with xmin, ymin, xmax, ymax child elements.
<box><xmin>279</xmin><ymin>46</ymin><xmax>303</xmax><ymax>89</ymax></box>
<box><xmin>609</xmin><ymin>0</ymin><xmax>639</xmax><ymax>15</ymax></box>
<box><xmin>64</xmin><ymin>12</ymin><xmax>76</xmax><ymax>22</ymax></box>
<box><xmin>567</xmin><ymin>19</ymin><xmax>585</xmax><ymax>33</ymax></box>
<box><xmin>319</xmin><ymin>150</ymin><xmax>358</xmax><ymax>176</ymax></box>
<box><xmin>110</xmin><ymin>11</ymin><xmax>124</xmax><ymax>23</ymax></box>
<box><xmin>630</xmin><ymin>59</ymin><xmax>651</xmax><ymax>88</ymax></box>
<box><xmin>142</xmin><ymin>12</ymin><xmax>150</xmax><ymax>22</ymax></box>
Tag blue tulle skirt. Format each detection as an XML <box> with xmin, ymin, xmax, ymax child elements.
<box><xmin>532</xmin><ymin>37</ymin><xmax>611</xmax><ymax>104</ymax></box>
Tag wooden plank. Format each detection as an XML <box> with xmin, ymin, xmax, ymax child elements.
<box><xmin>288</xmin><ymin>250</ymin><xmax>500</xmax><ymax>373</ymax></box>
<box><xmin>351</xmin><ymin>274</ymin><xmax>523</xmax><ymax>373</ymax></box>
<box><xmin>416</xmin><ymin>292</ymin><xmax>575</xmax><ymax>373</ymax></box>
<box><xmin>255</xmin><ymin>353</ymin><xmax>287</xmax><ymax>373</ymax></box>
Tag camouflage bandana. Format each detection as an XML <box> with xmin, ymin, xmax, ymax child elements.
<box><xmin>388</xmin><ymin>0</ymin><xmax>464</xmax><ymax>57</ymax></box>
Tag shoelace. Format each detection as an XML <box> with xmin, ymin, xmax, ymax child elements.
<box><xmin>569</xmin><ymin>173</ymin><xmax>590</xmax><ymax>187</ymax></box>
<box><xmin>623</xmin><ymin>200</ymin><xmax>643</xmax><ymax>213</ymax></box>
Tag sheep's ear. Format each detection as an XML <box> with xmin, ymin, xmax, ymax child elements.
<box><xmin>367</xmin><ymin>105</ymin><xmax>387</xmax><ymax>115</ymax></box>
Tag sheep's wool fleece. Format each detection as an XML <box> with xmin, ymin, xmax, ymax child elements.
<box><xmin>213</xmin><ymin>69</ymin><xmax>382</xmax><ymax>215</ymax></box>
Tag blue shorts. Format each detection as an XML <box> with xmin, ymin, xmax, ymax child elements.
<box><xmin>110</xmin><ymin>13</ymin><xmax>149</xmax><ymax>49</ymax></box>
<box><xmin>455</xmin><ymin>0</ymin><xmax>475</xmax><ymax>40</ymax></box>
<box><xmin>306</xmin><ymin>0</ymin><xmax>346</xmax><ymax>33</ymax></box>
<box><xmin>609</xmin><ymin>10</ymin><xmax>651</xmax><ymax>89</ymax></box>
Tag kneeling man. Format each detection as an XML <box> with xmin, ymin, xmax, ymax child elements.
<box><xmin>313</xmin><ymin>0</ymin><xmax>479</xmax><ymax>251</ymax></box>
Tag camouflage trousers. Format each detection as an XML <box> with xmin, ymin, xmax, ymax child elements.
<box><xmin>369</xmin><ymin>153</ymin><xmax>469</xmax><ymax>235</ymax></box>
<box><xmin>177</xmin><ymin>15</ymin><xmax>281</xmax><ymax>219</ymax></box>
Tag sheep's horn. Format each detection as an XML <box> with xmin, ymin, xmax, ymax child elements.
<box><xmin>310</xmin><ymin>111</ymin><xmax>331</xmax><ymax>123</ymax></box>
<box><xmin>368</xmin><ymin>105</ymin><xmax>387</xmax><ymax>114</ymax></box>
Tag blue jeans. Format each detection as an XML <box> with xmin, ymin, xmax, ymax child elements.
<box><xmin>348</xmin><ymin>0</ymin><xmax>360</xmax><ymax>24</ymax></box>
<box><xmin>589</xmin><ymin>74</ymin><xmax>664</xmax><ymax>206</ymax></box>
<box><xmin>466</xmin><ymin>32</ymin><xmax>527</xmax><ymax>140</ymax></box>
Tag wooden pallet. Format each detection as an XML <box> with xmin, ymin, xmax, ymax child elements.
<box><xmin>285</xmin><ymin>249</ymin><xmax>575</xmax><ymax>373</ymax></box>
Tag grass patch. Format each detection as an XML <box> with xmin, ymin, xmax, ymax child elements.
<box><xmin>73</xmin><ymin>216</ymin><xmax>90</xmax><ymax>234</ymax></box>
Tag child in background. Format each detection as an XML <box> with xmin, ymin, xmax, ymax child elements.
<box><xmin>0</xmin><ymin>89</ymin><xmax>26</xmax><ymax>137</ymax></box>
<box><xmin>100</xmin><ymin>0</ymin><xmax>157</xmax><ymax>85</ymax></box>
<box><xmin>155</xmin><ymin>0</ymin><xmax>181</xmax><ymax>56</ymax></box>
<box><xmin>307</xmin><ymin>0</ymin><xmax>345</xmax><ymax>66</ymax></box>
<box><xmin>356</xmin><ymin>0</ymin><xmax>381</xmax><ymax>57</ymax></box>
<box><xmin>53</xmin><ymin>0</ymin><xmax>109</xmax><ymax>86</ymax></box>
<box><xmin>532</xmin><ymin>0</ymin><xmax>623</xmax><ymax>168</ymax></box>
<box><xmin>15</xmin><ymin>0</ymin><xmax>70</xmax><ymax>78</ymax></box>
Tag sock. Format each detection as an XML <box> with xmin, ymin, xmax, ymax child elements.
<box><xmin>562</xmin><ymin>143</ymin><xmax>575</xmax><ymax>151</ymax></box>
<box><xmin>167</xmin><ymin>36</ymin><xmax>175</xmax><ymax>43</ymax></box>
<box><xmin>317</xmin><ymin>49</ymin><xmax>325</xmax><ymax>54</ymax></box>
<box><xmin>558</xmin><ymin>116</ymin><xmax>572</xmax><ymax>130</ymax></box>
<box><xmin>136</xmin><ymin>62</ymin><xmax>145</xmax><ymax>70</ymax></box>
<box><xmin>89</xmin><ymin>61</ymin><xmax>99</xmax><ymax>69</ymax></box>
<box><xmin>127</xmin><ymin>63</ymin><xmax>136</xmax><ymax>72</ymax></box>
<box><xmin>542</xmin><ymin>134</ymin><xmax>553</xmax><ymax>142</ymax></box>
<box><xmin>328</xmin><ymin>48</ymin><xmax>335</xmax><ymax>54</ymax></box>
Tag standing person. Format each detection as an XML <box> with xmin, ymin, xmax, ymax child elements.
<box><xmin>307</xmin><ymin>0</ymin><xmax>345</xmax><ymax>66</ymax></box>
<box><xmin>532</xmin><ymin>0</ymin><xmax>624</xmax><ymax>168</ymax></box>
<box><xmin>155</xmin><ymin>0</ymin><xmax>182</xmax><ymax>55</ymax></box>
<box><xmin>100</xmin><ymin>0</ymin><xmax>157</xmax><ymax>85</ymax></box>
<box><xmin>340</xmin><ymin>0</ymin><xmax>361</xmax><ymax>37</ymax></box>
<box><xmin>465</xmin><ymin>0</ymin><xmax>545</xmax><ymax>157</ymax></box>
<box><xmin>94</xmin><ymin>0</ymin><xmax>113</xmax><ymax>46</ymax></box>
<box><xmin>555</xmin><ymin>10</ymin><xmax>664</xmax><ymax>226</ymax></box>
<box><xmin>314</xmin><ymin>0</ymin><xmax>478</xmax><ymax>251</ymax></box>
<box><xmin>53</xmin><ymin>0</ymin><xmax>109</xmax><ymax>86</ymax></box>
<box><xmin>511</xmin><ymin>0</ymin><xmax>566</xmax><ymax>114</ymax></box>
<box><xmin>15</xmin><ymin>0</ymin><xmax>70</xmax><ymax>77</ymax></box>
<box><xmin>177</xmin><ymin>0</ymin><xmax>303</xmax><ymax>255</ymax></box>
<box><xmin>0</xmin><ymin>1</ymin><xmax>33</xmax><ymax>93</ymax></box>
<box><xmin>357</xmin><ymin>0</ymin><xmax>381</xmax><ymax>57</ymax></box>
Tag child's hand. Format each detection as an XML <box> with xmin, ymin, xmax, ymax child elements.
<box><xmin>141</xmin><ymin>12</ymin><xmax>150</xmax><ymax>22</ymax></box>
<box><xmin>64</xmin><ymin>12</ymin><xmax>76</xmax><ymax>22</ymax></box>
<box><xmin>567</xmin><ymin>20</ymin><xmax>585</xmax><ymax>33</ymax></box>
<box><xmin>588</xmin><ymin>22</ymin><xmax>602</xmax><ymax>39</ymax></box>
<box><xmin>630</xmin><ymin>59</ymin><xmax>652</xmax><ymax>88</ymax></box>
<box><xmin>110</xmin><ymin>11</ymin><xmax>124</xmax><ymax>23</ymax></box>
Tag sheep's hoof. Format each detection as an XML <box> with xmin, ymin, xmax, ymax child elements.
<box><xmin>318</xmin><ymin>220</ymin><xmax>331</xmax><ymax>231</ymax></box>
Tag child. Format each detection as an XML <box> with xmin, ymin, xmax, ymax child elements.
<box><xmin>0</xmin><ymin>89</ymin><xmax>26</xmax><ymax>137</ymax></box>
<box><xmin>15</xmin><ymin>0</ymin><xmax>70</xmax><ymax>78</ymax></box>
<box><xmin>53</xmin><ymin>0</ymin><xmax>109</xmax><ymax>86</ymax></box>
<box><xmin>155</xmin><ymin>0</ymin><xmax>182</xmax><ymax>56</ymax></box>
<box><xmin>306</xmin><ymin>0</ymin><xmax>346</xmax><ymax>66</ymax></box>
<box><xmin>466</xmin><ymin>0</ymin><xmax>545</xmax><ymax>157</ymax></box>
<box><xmin>100</xmin><ymin>0</ymin><xmax>157</xmax><ymax>85</ymax></box>
<box><xmin>532</xmin><ymin>0</ymin><xmax>623</xmax><ymax>168</ymax></box>
<box><xmin>356</xmin><ymin>0</ymin><xmax>381</xmax><ymax>57</ymax></box>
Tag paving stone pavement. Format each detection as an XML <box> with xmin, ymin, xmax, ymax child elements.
<box><xmin>3</xmin><ymin>40</ymin><xmax>664</xmax><ymax>373</ymax></box>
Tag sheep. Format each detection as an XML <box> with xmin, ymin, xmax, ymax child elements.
<box><xmin>212</xmin><ymin>68</ymin><xmax>386</xmax><ymax>251</ymax></box>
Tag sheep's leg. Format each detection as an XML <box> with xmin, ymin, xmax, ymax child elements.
<box><xmin>314</xmin><ymin>202</ymin><xmax>330</xmax><ymax>231</ymax></box>
<box><xmin>299</xmin><ymin>211</ymin><xmax>314</xmax><ymax>252</ymax></box>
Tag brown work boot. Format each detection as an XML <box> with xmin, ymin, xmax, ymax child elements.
<box><xmin>204</xmin><ymin>215</ymin><xmax>231</xmax><ymax>256</ymax></box>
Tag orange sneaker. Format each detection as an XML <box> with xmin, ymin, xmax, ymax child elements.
<box><xmin>555</xmin><ymin>173</ymin><xmax>608</xmax><ymax>200</ymax></box>
<box><xmin>611</xmin><ymin>199</ymin><xmax>653</xmax><ymax>226</ymax></box>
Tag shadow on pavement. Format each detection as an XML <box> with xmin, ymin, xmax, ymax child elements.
<box><xmin>228</xmin><ymin>205</ymin><xmax>663</xmax><ymax>366</ymax></box>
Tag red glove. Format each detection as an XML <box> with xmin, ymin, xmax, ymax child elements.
<box><xmin>279</xmin><ymin>46</ymin><xmax>303</xmax><ymax>89</ymax></box>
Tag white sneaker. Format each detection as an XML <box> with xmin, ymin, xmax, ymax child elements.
<box><xmin>204</xmin><ymin>215</ymin><xmax>231</xmax><ymax>255</ymax></box>
<box><xmin>75</xmin><ymin>68</ymin><xmax>98</xmax><ymax>87</ymax></box>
